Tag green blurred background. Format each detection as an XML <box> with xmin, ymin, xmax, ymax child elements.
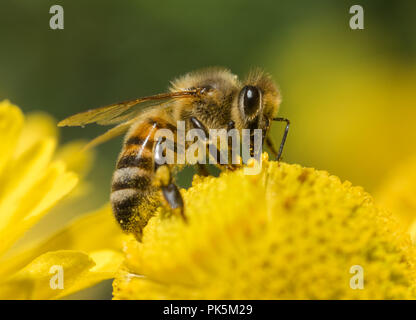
<box><xmin>1</xmin><ymin>0</ymin><xmax>415</xmax><ymax>298</ymax></box>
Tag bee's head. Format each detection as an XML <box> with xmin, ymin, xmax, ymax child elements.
<box><xmin>236</xmin><ymin>70</ymin><xmax>281</xmax><ymax>135</ymax></box>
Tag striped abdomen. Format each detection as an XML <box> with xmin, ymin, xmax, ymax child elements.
<box><xmin>110</xmin><ymin>117</ymin><xmax>176</xmax><ymax>240</ymax></box>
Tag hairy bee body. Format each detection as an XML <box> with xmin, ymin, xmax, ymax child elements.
<box><xmin>111</xmin><ymin>115</ymin><xmax>177</xmax><ymax>238</ymax></box>
<box><xmin>59</xmin><ymin>67</ymin><xmax>287</xmax><ymax>241</ymax></box>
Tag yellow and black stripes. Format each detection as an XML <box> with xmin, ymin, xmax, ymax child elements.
<box><xmin>111</xmin><ymin>167</ymin><xmax>152</xmax><ymax>192</ymax></box>
<box><xmin>110</xmin><ymin>116</ymin><xmax>178</xmax><ymax>239</ymax></box>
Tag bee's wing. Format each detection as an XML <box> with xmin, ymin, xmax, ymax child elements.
<box><xmin>58</xmin><ymin>90</ymin><xmax>197</xmax><ymax>127</ymax></box>
<box><xmin>82</xmin><ymin>119</ymin><xmax>136</xmax><ymax>150</ymax></box>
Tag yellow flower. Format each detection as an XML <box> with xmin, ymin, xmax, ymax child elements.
<box><xmin>113</xmin><ymin>154</ymin><xmax>416</xmax><ymax>299</ymax></box>
<box><xmin>375</xmin><ymin>155</ymin><xmax>416</xmax><ymax>242</ymax></box>
<box><xmin>0</xmin><ymin>100</ymin><xmax>124</xmax><ymax>299</ymax></box>
<box><xmin>375</xmin><ymin>155</ymin><xmax>416</xmax><ymax>228</ymax></box>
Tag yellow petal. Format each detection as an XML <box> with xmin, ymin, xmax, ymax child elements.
<box><xmin>409</xmin><ymin>220</ymin><xmax>416</xmax><ymax>245</ymax></box>
<box><xmin>0</xmin><ymin>161</ymin><xmax>78</xmax><ymax>256</ymax></box>
<box><xmin>0</xmin><ymin>100</ymin><xmax>24</xmax><ymax>176</ymax></box>
<box><xmin>0</xmin><ymin>204</ymin><xmax>125</xmax><ymax>279</ymax></box>
<box><xmin>57</xmin><ymin>250</ymin><xmax>124</xmax><ymax>299</ymax></box>
<box><xmin>54</xmin><ymin>140</ymin><xmax>95</xmax><ymax>179</ymax></box>
<box><xmin>375</xmin><ymin>154</ymin><xmax>416</xmax><ymax>229</ymax></box>
<box><xmin>52</xmin><ymin>140</ymin><xmax>96</xmax><ymax>201</ymax></box>
<box><xmin>0</xmin><ymin>250</ymin><xmax>122</xmax><ymax>300</ymax></box>
<box><xmin>15</xmin><ymin>112</ymin><xmax>58</xmax><ymax>157</ymax></box>
<box><xmin>0</xmin><ymin>138</ymin><xmax>56</xmax><ymax>233</ymax></box>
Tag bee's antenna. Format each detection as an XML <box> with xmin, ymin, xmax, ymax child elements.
<box><xmin>273</xmin><ymin>117</ymin><xmax>290</xmax><ymax>161</ymax></box>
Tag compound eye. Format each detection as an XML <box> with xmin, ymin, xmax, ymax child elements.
<box><xmin>240</xmin><ymin>85</ymin><xmax>261</xmax><ymax>116</ymax></box>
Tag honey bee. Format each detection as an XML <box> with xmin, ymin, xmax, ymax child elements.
<box><xmin>59</xmin><ymin>67</ymin><xmax>290</xmax><ymax>240</ymax></box>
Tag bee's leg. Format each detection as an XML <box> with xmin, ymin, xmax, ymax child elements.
<box><xmin>190</xmin><ymin>116</ymin><xmax>223</xmax><ymax>163</ymax></box>
<box><xmin>226</xmin><ymin>120</ymin><xmax>242</xmax><ymax>170</ymax></box>
<box><xmin>154</xmin><ymin>137</ymin><xmax>186</xmax><ymax>221</ymax></box>
<box><xmin>187</xmin><ymin>117</ymin><xmax>210</xmax><ymax>176</ymax></box>
<box><xmin>190</xmin><ymin>116</ymin><xmax>210</xmax><ymax>142</ymax></box>
<box><xmin>272</xmin><ymin>117</ymin><xmax>290</xmax><ymax>161</ymax></box>
<box><xmin>190</xmin><ymin>117</ymin><xmax>239</xmax><ymax>171</ymax></box>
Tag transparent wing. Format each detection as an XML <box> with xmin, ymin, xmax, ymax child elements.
<box><xmin>82</xmin><ymin>119</ymin><xmax>136</xmax><ymax>150</ymax></box>
<box><xmin>58</xmin><ymin>91</ymin><xmax>197</xmax><ymax>127</ymax></box>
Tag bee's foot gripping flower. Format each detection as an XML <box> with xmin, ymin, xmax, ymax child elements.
<box><xmin>113</xmin><ymin>155</ymin><xmax>416</xmax><ymax>299</ymax></box>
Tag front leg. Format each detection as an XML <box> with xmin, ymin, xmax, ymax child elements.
<box><xmin>272</xmin><ymin>117</ymin><xmax>290</xmax><ymax>161</ymax></box>
<box><xmin>190</xmin><ymin>117</ymin><xmax>241</xmax><ymax>171</ymax></box>
<box><xmin>225</xmin><ymin>120</ymin><xmax>243</xmax><ymax>171</ymax></box>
